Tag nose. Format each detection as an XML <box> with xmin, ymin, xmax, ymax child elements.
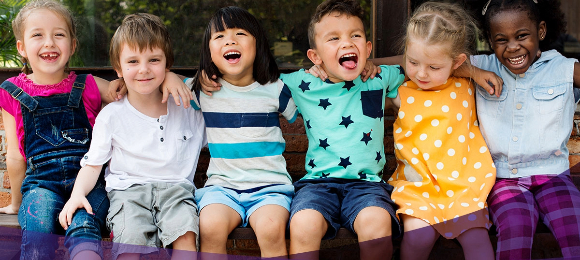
<box><xmin>44</xmin><ymin>36</ymin><xmax>55</xmax><ymax>47</ymax></box>
<box><xmin>224</xmin><ymin>35</ymin><xmax>237</xmax><ymax>46</ymax></box>
<box><xmin>138</xmin><ymin>62</ymin><xmax>150</xmax><ymax>74</ymax></box>
<box><xmin>506</xmin><ymin>40</ymin><xmax>520</xmax><ymax>52</ymax></box>
<box><xmin>417</xmin><ymin>67</ymin><xmax>427</xmax><ymax>78</ymax></box>
<box><xmin>341</xmin><ymin>38</ymin><xmax>354</xmax><ymax>48</ymax></box>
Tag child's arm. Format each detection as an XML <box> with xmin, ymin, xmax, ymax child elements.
<box><xmin>0</xmin><ymin>110</ymin><xmax>25</xmax><ymax>214</ymax></box>
<box><xmin>307</xmin><ymin>60</ymin><xmax>385</xmax><ymax>82</ymax></box>
<box><xmin>58</xmin><ymin>164</ymin><xmax>103</xmax><ymax>230</ymax></box>
<box><xmin>105</xmin><ymin>72</ymin><xmax>192</xmax><ymax>107</ymax></box>
<box><xmin>454</xmin><ymin>64</ymin><xmax>503</xmax><ymax>97</ymax></box>
<box><xmin>574</xmin><ymin>62</ymin><xmax>579</xmax><ymax>87</ymax></box>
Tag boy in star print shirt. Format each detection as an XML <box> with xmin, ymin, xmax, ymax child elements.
<box><xmin>280</xmin><ymin>0</ymin><xmax>405</xmax><ymax>259</ymax></box>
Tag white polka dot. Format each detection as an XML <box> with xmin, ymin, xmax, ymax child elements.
<box><xmin>395</xmin><ymin>127</ymin><xmax>402</xmax><ymax>133</ymax></box>
<box><xmin>452</xmin><ymin>171</ymin><xmax>459</xmax><ymax>178</ymax></box>
<box><xmin>480</xmin><ymin>183</ymin><xmax>486</xmax><ymax>190</ymax></box>
<box><xmin>403</xmin><ymin>82</ymin><xmax>408</xmax><ymax>86</ymax></box>
<box><xmin>405</xmin><ymin>209</ymin><xmax>414</xmax><ymax>215</ymax></box>
<box><xmin>414</xmin><ymin>115</ymin><xmax>422</xmax><ymax>122</ymax></box>
<box><xmin>462</xmin><ymin>100</ymin><xmax>469</xmax><ymax>108</ymax></box>
<box><xmin>457</xmin><ymin>113</ymin><xmax>462</xmax><ymax>121</ymax></box>
<box><xmin>458</xmin><ymin>135</ymin><xmax>465</xmax><ymax>143</ymax></box>
<box><xmin>468</xmin><ymin>88</ymin><xmax>473</xmax><ymax>95</ymax></box>
<box><xmin>492</xmin><ymin>163</ymin><xmax>496</xmax><ymax>168</ymax></box>
<box><xmin>442</xmin><ymin>105</ymin><xmax>449</xmax><ymax>112</ymax></box>
<box><xmin>434</xmin><ymin>216</ymin><xmax>440</xmax><ymax>223</ymax></box>
<box><xmin>479</xmin><ymin>146</ymin><xmax>487</xmax><ymax>153</ymax></box>
<box><xmin>468</xmin><ymin>145</ymin><xmax>471</xmax><ymax>152</ymax></box>
<box><xmin>447</xmin><ymin>127</ymin><xmax>452</xmax><ymax>134</ymax></box>
<box><xmin>461</xmin><ymin>203</ymin><xmax>470</xmax><ymax>207</ymax></box>
<box><xmin>468</xmin><ymin>177</ymin><xmax>476</xmax><ymax>182</ymax></box>
<box><xmin>430</xmin><ymin>203</ymin><xmax>437</xmax><ymax>209</ymax></box>
<box><xmin>485</xmin><ymin>173</ymin><xmax>494</xmax><ymax>178</ymax></box>
<box><xmin>446</xmin><ymin>190</ymin><xmax>454</xmax><ymax>197</ymax></box>
<box><xmin>474</xmin><ymin>120</ymin><xmax>479</xmax><ymax>126</ymax></box>
<box><xmin>412</xmin><ymin>148</ymin><xmax>419</xmax><ymax>155</ymax></box>
<box><xmin>448</xmin><ymin>149</ymin><xmax>455</xmax><ymax>156</ymax></box>
<box><xmin>398</xmin><ymin>186</ymin><xmax>405</xmax><ymax>192</ymax></box>
<box><xmin>468</xmin><ymin>214</ymin><xmax>477</xmax><ymax>221</ymax></box>
<box><xmin>478</xmin><ymin>202</ymin><xmax>485</xmax><ymax>208</ymax></box>
<box><xmin>436</xmin><ymin>162</ymin><xmax>444</xmax><ymax>170</ymax></box>
<box><xmin>434</xmin><ymin>140</ymin><xmax>442</xmax><ymax>147</ymax></box>
<box><xmin>462</xmin><ymin>157</ymin><xmax>467</xmax><ymax>165</ymax></box>
<box><xmin>473</xmin><ymin>198</ymin><xmax>480</xmax><ymax>201</ymax></box>
<box><xmin>431</xmin><ymin>119</ymin><xmax>439</xmax><ymax>127</ymax></box>
<box><xmin>411</xmin><ymin>158</ymin><xmax>419</xmax><ymax>164</ymax></box>
<box><xmin>438</xmin><ymin>204</ymin><xmax>445</xmax><ymax>209</ymax></box>
<box><xmin>486</xmin><ymin>214</ymin><xmax>490</xmax><ymax>220</ymax></box>
<box><xmin>388</xmin><ymin>177</ymin><xmax>393</xmax><ymax>181</ymax></box>
<box><xmin>405</xmin><ymin>131</ymin><xmax>412</xmax><ymax>137</ymax></box>
<box><xmin>455</xmin><ymin>82</ymin><xmax>461</xmax><ymax>87</ymax></box>
<box><xmin>405</xmin><ymin>203</ymin><xmax>412</xmax><ymax>206</ymax></box>
<box><xmin>407</xmin><ymin>96</ymin><xmax>415</xmax><ymax>104</ymax></box>
<box><xmin>453</xmin><ymin>215</ymin><xmax>460</xmax><ymax>222</ymax></box>
<box><xmin>448</xmin><ymin>177</ymin><xmax>456</xmax><ymax>181</ymax></box>
<box><xmin>414</xmin><ymin>182</ymin><xmax>422</xmax><ymax>187</ymax></box>
<box><xmin>445</xmin><ymin>232</ymin><xmax>453</xmax><ymax>238</ymax></box>
<box><xmin>474</xmin><ymin>162</ymin><xmax>482</xmax><ymax>169</ymax></box>
<box><xmin>423</xmin><ymin>153</ymin><xmax>430</xmax><ymax>160</ymax></box>
<box><xmin>420</xmin><ymin>134</ymin><xmax>427</xmax><ymax>140</ymax></box>
<box><xmin>450</xmin><ymin>92</ymin><xmax>457</xmax><ymax>99</ymax></box>
<box><xmin>424</xmin><ymin>100</ymin><xmax>432</xmax><ymax>107</ymax></box>
<box><xmin>434</xmin><ymin>185</ymin><xmax>440</xmax><ymax>192</ymax></box>
<box><xmin>419</xmin><ymin>206</ymin><xmax>428</xmax><ymax>210</ymax></box>
<box><xmin>398</xmin><ymin>111</ymin><xmax>405</xmax><ymax>119</ymax></box>
<box><xmin>422</xmin><ymin>192</ymin><xmax>430</xmax><ymax>198</ymax></box>
<box><xmin>433</xmin><ymin>174</ymin><xmax>438</xmax><ymax>180</ymax></box>
<box><xmin>469</xmin><ymin>132</ymin><xmax>475</xmax><ymax>139</ymax></box>
<box><xmin>449</xmin><ymin>202</ymin><xmax>454</xmax><ymax>208</ymax></box>
<box><xmin>396</xmin><ymin>143</ymin><xmax>403</xmax><ymax>150</ymax></box>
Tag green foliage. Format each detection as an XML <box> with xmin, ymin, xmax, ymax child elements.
<box><xmin>0</xmin><ymin>0</ymin><xmax>26</xmax><ymax>67</ymax></box>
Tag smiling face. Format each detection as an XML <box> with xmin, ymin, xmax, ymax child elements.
<box><xmin>307</xmin><ymin>12</ymin><xmax>372</xmax><ymax>83</ymax></box>
<box><xmin>208</xmin><ymin>27</ymin><xmax>257</xmax><ymax>86</ymax></box>
<box><xmin>16</xmin><ymin>9</ymin><xmax>75</xmax><ymax>84</ymax></box>
<box><xmin>488</xmin><ymin>10</ymin><xmax>545</xmax><ymax>75</ymax></box>
<box><xmin>405</xmin><ymin>38</ymin><xmax>466</xmax><ymax>90</ymax></box>
<box><xmin>115</xmin><ymin>44</ymin><xmax>166</xmax><ymax>97</ymax></box>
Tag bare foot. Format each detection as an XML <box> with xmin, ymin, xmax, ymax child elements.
<box><xmin>0</xmin><ymin>204</ymin><xmax>19</xmax><ymax>214</ymax></box>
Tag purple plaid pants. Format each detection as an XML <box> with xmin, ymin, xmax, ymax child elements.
<box><xmin>488</xmin><ymin>173</ymin><xmax>580</xmax><ymax>260</ymax></box>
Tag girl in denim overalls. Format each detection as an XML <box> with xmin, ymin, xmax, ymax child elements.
<box><xmin>474</xmin><ymin>0</ymin><xmax>580</xmax><ymax>259</ymax></box>
<box><xmin>0</xmin><ymin>1</ymin><xmax>111</xmax><ymax>259</ymax></box>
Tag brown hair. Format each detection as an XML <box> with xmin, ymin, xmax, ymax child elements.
<box><xmin>109</xmin><ymin>13</ymin><xmax>174</xmax><ymax>72</ymax></box>
<box><xmin>308</xmin><ymin>0</ymin><xmax>364</xmax><ymax>49</ymax></box>
<box><xmin>12</xmin><ymin>0</ymin><xmax>77</xmax><ymax>74</ymax></box>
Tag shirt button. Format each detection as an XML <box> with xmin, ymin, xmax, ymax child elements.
<box><xmin>84</xmin><ymin>155</ymin><xmax>88</xmax><ymax>159</ymax></box>
<box><xmin>183</xmin><ymin>136</ymin><xmax>187</xmax><ymax>140</ymax></box>
<box><xmin>516</xmin><ymin>103</ymin><xmax>522</xmax><ymax>109</ymax></box>
<box><xmin>548</xmin><ymin>89</ymin><xmax>554</xmax><ymax>95</ymax></box>
<box><xmin>519</xmin><ymin>73</ymin><xmax>525</xmax><ymax>78</ymax></box>
<box><xmin>160</xmin><ymin>126</ymin><xmax>164</xmax><ymax>130</ymax></box>
<box><xmin>160</xmin><ymin>138</ymin><xmax>164</xmax><ymax>142</ymax></box>
<box><xmin>512</xmin><ymin>168</ymin><xmax>518</xmax><ymax>174</ymax></box>
<box><xmin>512</xmin><ymin>136</ymin><xmax>518</xmax><ymax>142</ymax></box>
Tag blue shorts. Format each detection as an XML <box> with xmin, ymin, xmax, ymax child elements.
<box><xmin>290</xmin><ymin>178</ymin><xmax>401</xmax><ymax>239</ymax></box>
<box><xmin>195</xmin><ymin>184</ymin><xmax>294</xmax><ymax>227</ymax></box>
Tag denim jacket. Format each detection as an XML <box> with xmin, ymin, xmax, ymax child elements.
<box><xmin>472</xmin><ymin>50</ymin><xmax>578</xmax><ymax>178</ymax></box>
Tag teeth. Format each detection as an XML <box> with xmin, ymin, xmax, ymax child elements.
<box><xmin>41</xmin><ymin>53</ymin><xmax>58</xmax><ymax>58</ymax></box>
<box><xmin>340</xmin><ymin>53</ymin><xmax>356</xmax><ymax>58</ymax></box>
<box><xmin>508</xmin><ymin>55</ymin><xmax>525</xmax><ymax>65</ymax></box>
<box><xmin>224</xmin><ymin>51</ymin><xmax>240</xmax><ymax>56</ymax></box>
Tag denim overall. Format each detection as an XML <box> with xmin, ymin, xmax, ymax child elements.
<box><xmin>0</xmin><ymin>75</ymin><xmax>109</xmax><ymax>260</ymax></box>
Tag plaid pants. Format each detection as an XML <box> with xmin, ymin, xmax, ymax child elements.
<box><xmin>488</xmin><ymin>173</ymin><xmax>580</xmax><ymax>260</ymax></box>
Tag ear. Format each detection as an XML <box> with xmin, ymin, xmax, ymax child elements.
<box><xmin>16</xmin><ymin>40</ymin><xmax>26</xmax><ymax>58</ymax></box>
<box><xmin>365</xmin><ymin>41</ymin><xmax>372</xmax><ymax>58</ymax></box>
<box><xmin>307</xmin><ymin>48</ymin><xmax>323</xmax><ymax>65</ymax></box>
<box><xmin>453</xmin><ymin>53</ymin><xmax>468</xmax><ymax>70</ymax></box>
<box><xmin>115</xmin><ymin>68</ymin><xmax>123</xmax><ymax>78</ymax></box>
<box><xmin>538</xmin><ymin>21</ymin><xmax>547</xmax><ymax>41</ymax></box>
<box><xmin>71</xmin><ymin>39</ymin><xmax>77</xmax><ymax>55</ymax></box>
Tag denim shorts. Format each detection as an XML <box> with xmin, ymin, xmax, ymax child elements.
<box><xmin>107</xmin><ymin>182</ymin><xmax>199</xmax><ymax>258</ymax></box>
<box><xmin>195</xmin><ymin>184</ymin><xmax>294</xmax><ymax>227</ymax></box>
<box><xmin>290</xmin><ymin>178</ymin><xmax>401</xmax><ymax>239</ymax></box>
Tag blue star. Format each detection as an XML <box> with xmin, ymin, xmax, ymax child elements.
<box><xmin>299</xmin><ymin>80</ymin><xmax>311</xmax><ymax>92</ymax></box>
<box><xmin>375</xmin><ymin>151</ymin><xmax>382</xmax><ymax>163</ymax></box>
<box><xmin>318</xmin><ymin>98</ymin><xmax>332</xmax><ymax>110</ymax></box>
<box><xmin>361</xmin><ymin>131</ymin><xmax>372</xmax><ymax>145</ymax></box>
<box><xmin>339</xmin><ymin>116</ymin><xmax>354</xmax><ymax>128</ymax></box>
<box><xmin>343</xmin><ymin>81</ymin><xmax>355</xmax><ymax>91</ymax></box>
<box><xmin>319</xmin><ymin>138</ymin><xmax>330</xmax><ymax>150</ymax></box>
<box><xmin>321</xmin><ymin>172</ymin><xmax>330</xmax><ymax>178</ymax></box>
<box><xmin>325</xmin><ymin>79</ymin><xmax>334</xmax><ymax>84</ymax></box>
<box><xmin>375</xmin><ymin>73</ymin><xmax>382</xmax><ymax>80</ymax></box>
<box><xmin>338</xmin><ymin>157</ymin><xmax>352</xmax><ymax>169</ymax></box>
<box><xmin>308</xmin><ymin>159</ymin><xmax>316</xmax><ymax>169</ymax></box>
<box><xmin>358</xmin><ymin>172</ymin><xmax>367</xmax><ymax>179</ymax></box>
<box><xmin>397</xmin><ymin>65</ymin><xmax>405</xmax><ymax>75</ymax></box>
<box><xmin>306</xmin><ymin>120</ymin><xmax>312</xmax><ymax>129</ymax></box>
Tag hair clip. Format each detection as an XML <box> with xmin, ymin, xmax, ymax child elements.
<box><xmin>533</xmin><ymin>0</ymin><xmax>538</xmax><ymax>3</ymax></box>
<box><xmin>482</xmin><ymin>0</ymin><xmax>492</xmax><ymax>15</ymax></box>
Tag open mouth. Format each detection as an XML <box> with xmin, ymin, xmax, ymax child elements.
<box><xmin>40</xmin><ymin>52</ymin><xmax>59</xmax><ymax>62</ymax></box>
<box><xmin>224</xmin><ymin>51</ymin><xmax>241</xmax><ymax>63</ymax></box>
<box><xmin>339</xmin><ymin>53</ymin><xmax>358</xmax><ymax>69</ymax></box>
<box><xmin>507</xmin><ymin>55</ymin><xmax>526</xmax><ymax>66</ymax></box>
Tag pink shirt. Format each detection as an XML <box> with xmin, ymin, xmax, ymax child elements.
<box><xmin>0</xmin><ymin>72</ymin><xmax>102</xmax><ymax>158</ymax></box>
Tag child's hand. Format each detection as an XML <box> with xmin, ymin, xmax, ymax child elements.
<box><xmin>475</xmin><ymin>69</ymin><xmax>504</xmax><ymax>97</ymax></box>
<box><xmin>200</xmin><ymin>70</ymin><xmax>222</xmax><ymax>96</ymax></box>
<box><xmin>59</xmin><ymin>195</ymin><xmax>93</xmax><ymax>230</ymax></box>
<box><xmin>306</xmin><ymin>65</ymin><xmax>328</xmax><ymax>82</ymax></box>
<box><xmin>360</xmin><ymin>60</ymin><xmax>382</xmax><ymax>82</ymax></box>
<box><xmin>107</xmin><ymin>78</ymin><xmax>127</xmax><ymax>102</ymax></box>
<box><xmin>162</xmin><ymin>71</ymin><xmax>192</xmax><ymax>108</ymax></box>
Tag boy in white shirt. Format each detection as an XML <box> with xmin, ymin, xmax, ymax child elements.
<box><xmin>58</xmin><ymin>13</ymin><xmax>206</xmax><ymax>260</ymax></box>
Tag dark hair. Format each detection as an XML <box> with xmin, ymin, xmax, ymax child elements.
<box><xmin>479</xmin><ymin>0</ymin><xmax>566</xmax><ymax>51</ymax></box>
<box><xmin>195</xmin><ymin>6</ymin><xmax>278</xmax><ymax>91</ymax></box>
<box><xmin>308</xmin><ymin>0</ymin><xmax>364</xmax><ymax>49</ymax></box>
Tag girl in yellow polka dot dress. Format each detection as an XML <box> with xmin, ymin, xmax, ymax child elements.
<box><xmin>388</xmin><ymin>2</ymin><xmax>497</xmax><ymax>260</ymax></box>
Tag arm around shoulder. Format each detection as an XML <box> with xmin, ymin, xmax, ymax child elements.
<box><xmin>574</xmin><ymin>62</ymin><xmax>580</xmax><ymax>88</ymax></box>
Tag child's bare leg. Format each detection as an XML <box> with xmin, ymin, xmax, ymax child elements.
<box><xmin>353</xmin><ymin>206</ymin><xmax>393</xmax><ymax>260</ymax></box>
<box><xmin>0</xmin><ymin>109</ymin><xmax>25</xmax><ymax>214</ymax></box>
<box><xmin>199</xmin><ymin>204</ymin><xmax>241</xmax><ymax>255</ymax></box>
<box><xmin>72</xmin><ymin>250</ymin><xmax>101</xmax><ymax>260</ymax></box>
<box><xmin>456</xmin><ymin>227</ymin><xmax>494</xmax><ymax>260</ymax></box>
<box><xmin>171</xmin><ymin>231</ymin><xmax>197</xmax><ymax>260</ymax></box>
<box><xmin>289</xmin><ymin>209</ymin><xmax>328</xmax><ymax>259</ymax></box>
<box><xmin>117</xmin><ymin>253</ymin><xmax>140</xmax><ymax>260</ymax></box>
<box><xmin>0</xmin><ymin>172</ymin><xmax>23</xmax><ymax>214</ymax></box>
<box><xmin>248</xmin><ymin>205</ymin><xmax>289</xmax><ymax>258</ymax></box>
<box><xmin>400</xmin><ymin>215</ymin><xmax>439</xmax><ymax>260</ymax></box>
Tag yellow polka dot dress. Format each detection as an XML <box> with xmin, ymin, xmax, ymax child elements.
<box><xmin>389</xmin><ymin>77</ymin><xmax>496</xmax><ymax>238</ymax></box>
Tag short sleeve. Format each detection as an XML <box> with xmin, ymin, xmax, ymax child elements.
<box><xmin>378</xmin><ymin>65</ymin><xmax>406</xmax><ymax>98</ymax></box>
<box><xmin>80</xmin><ymin>109</ymin><xmax>114</xmax><ymax>167</ymax></box>
<box><xmin>81</xmin><ymin>74</ymin><xmax>102</xmax><ymax>127</ymax></box>
<box><xmin>184</xmin><ymin>77</ymin><xmax>201</xmax><ymax>110</ymax></box>
<box><xmin>277</xmin><ymin>79</ymin><xmax>298</xmax><ymax>123</ymax></box>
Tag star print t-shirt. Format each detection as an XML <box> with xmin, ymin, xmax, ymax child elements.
<box><xmin>280</xmin><ymin>65</ymin><xmax>405</xmax><ymax>182</ymax></box>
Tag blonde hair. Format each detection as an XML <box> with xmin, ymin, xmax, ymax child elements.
<box><xmin>109</xmin><ymin>13</ymin><xmax>174</xmax><ymax>72</ymax></box>
<box><xmin>403</xmin><ymin>2</ymin><xmax>477</xmax><ymax>64</ymax></box>
<box><xmin>12</xmin><ymin>0</ymin><xmax>77</xmax><ymax>74</ymax></box>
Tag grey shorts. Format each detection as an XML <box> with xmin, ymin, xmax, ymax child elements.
<box><xmin>107</xmin><ymin>182</ymin><xmax>199</xmax><ymax>257</ymax></box>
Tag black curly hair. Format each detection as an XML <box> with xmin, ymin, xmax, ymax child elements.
<box><xmin>478</xmin><ymin>0</ymin><xmax>567</xmax><ymax>51</ymax></box>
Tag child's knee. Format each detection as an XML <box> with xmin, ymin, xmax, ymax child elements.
<box><xmin>290</xmin><ymin>210</ymin><xmax>327</xmax><ymax>239</ymax></box>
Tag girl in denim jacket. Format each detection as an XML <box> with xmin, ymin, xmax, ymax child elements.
<box><xmin>474</xmin><ymin>0</ymin><xmax>580</xmax><ymax>258</ymax></box>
